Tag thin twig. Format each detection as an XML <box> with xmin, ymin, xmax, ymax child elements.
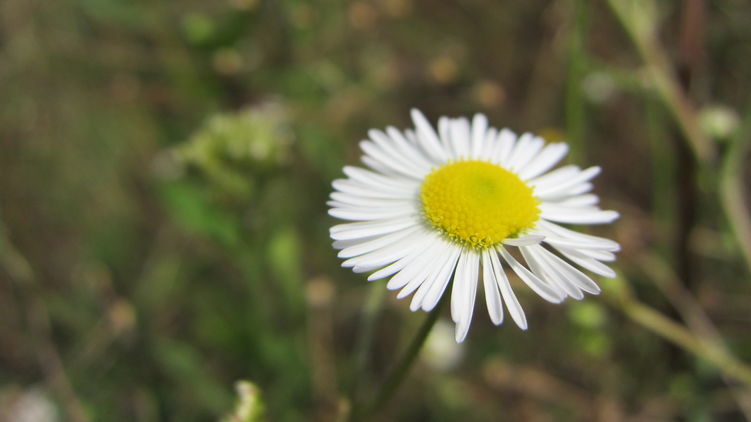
<box><xmin>0</xmin><ymin>226</ymin><xmax>91</xmax><ymax>422</ymax></box>
<box><xmin>349</xmin><ymin>294</ymin><xmax>448</xmax><ymax>422</ymax></box>
<box><xmin>720</xmin><ymin>106</ymin><xmax>751</xmax><ymax>275</ymax></box>
<box><xmin>346</xmin><ymin>282</ymin><xmax>387</xmax><ymax>419</ymax></box>
<box><xmin>604</xmin><ymin>0</ymin><xmax>714</xmax><ymax>163</ymax></box>
<box><xmin>606</xmin><ymin>277</ymin><xmax>751</xmax><ymax>389</ymax></box>
<box><xmin>565</xmin><ymin>0</ymin><xmax>589</xmax><ymax>162</ymax></box>
<box><xmin>639</xmin><ymin>254</ymin><xmax>751</xmax><ymax>420</ymax></box>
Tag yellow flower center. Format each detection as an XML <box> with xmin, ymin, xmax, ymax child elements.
<box><xmin>420</xmin><ymin>160</ymin><xmax>540</xmax><ymax>249</ymax></box>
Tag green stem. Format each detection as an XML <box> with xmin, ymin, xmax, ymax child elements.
<box><xmin>720</xmin><ymin>105</ymin><xmax>751</xmax><ymax>275</ymax></box>
<box><xmin>348</xmin><ymin>283</ymin><xmax>387</xmax><ymax>414</ymax></box>
<box><xmin>565</xmin><ymin>0</ymin><xmax>589</xmax><ymax>162</ymax></box>
<box><xmin>0</xmin><ymin>223</ymin><xmax>91</xmax><ymax>422</ymax></box>
<box><xmin>604</xmin><ymin>0</ymin><xmax>714</xmax><ymax>163</ymax></box>
<box><xmin>350</xmin><ymin>295</ymin><xmax>447</xmax><ymax>422</ymax></box>
<box><xmin>607</xmin><ymin>279</ymin><xmax>751</xmax><ymax>388</ymax></box>
<box><xmin>622</xmin><ymin>301</ymin><xmax>751</xmax><ymax>387</ymax></box>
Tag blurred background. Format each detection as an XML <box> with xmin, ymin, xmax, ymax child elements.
<box><xmin>1</xmin><ymin>0</ymin><xmax>751</xmax><ymax>421</ymax></box>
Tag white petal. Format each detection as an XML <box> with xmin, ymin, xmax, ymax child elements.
<box><xmin>504</xmin><ymin>133</ymin><xmax>533</xmax><ymax>168</ymax></box>
<box><xmin>541</xmin><ymin>182</ymin><xmax>594</xmax><ymax>199</ymax></box>
<box><xmin>488</xmin><ymin>250</ymin><xmax>528</xmax><ymax>329</ymax></box>
<box><xmin>449</xmin><ymin>117</ymin><xmax>471</xmax><ymax>159</ymax></box>
<box><xmin>328</xmin><ymin>206</ymin><xmax>415</xmax><ymax>221</ymax></box>
<box><xmin>368</xmin><ymin>129</ymin><xmax>430</xmax><ymax>179</ymax></box>
<box><xmin>409</xmin><ymin>243</ymin><xmax>454</xmax><ymax>309</ymax></box>
<box><xmin>397</xmin><ymin>260</ymin><xmax>439</xmax><ymax>300</ymax></box>
<box><xmin>386</xmin><ymin>239</ymin><xmax>443</xmax><ymax>291</ymax></box>
<box><xmin>541</xmin><ymin>207</ymin><xmax>620</xmax><ymax>225</ymax></box>
<box><xmin>529</xmin><ymin>165</ymin><xmax>580</xmax><ymax>188</ymax></box>
<box><xmin>399</xmin><ymin>241</ymin><xmax>453</xmax><ymax>300</ymax></box>
<box><xmin>421</xmin><ymin>245</ymin><xmax>462</xmax><ymax>311</ymax></box>
<box><xmin>555</xmin><ymin>247</ymin><xmax>617</xmax><ymax>278</ymax></box>
<box><xmin>337</xmin><ymin>226</ymin><xmax>421</xmax><ymax>258</ymax></box>
<box><xmin>509</xmin><ymin>135</ymin><xmax>544</xmax><ymax>173</ymax></box>
<box><xmin>450</xmin><ymin>252</ymin><xmax>469</xmax><ymax>323</ymax></box>
<box><xmin>503</xmin><ymin>234</ymin><xmax>545</xmax><ymax>246</ymax></box>
<box><xmin>565</xmin><ymin>247</ymin><xmax>616</xmax><ymax>262</ymax></box>
<box><xmin>343</xmin><ymin>166</ymin><xmax>416</xmax><ymax>191</ymax></box>
<box><xmin>534</xmin><ymin>246</ymin><xmax>601</xmax><ymax>294</ymax></box>
<box><xmin>492</xmin><ymin>129</ymin><xmax>517</xmax><ymax>165</ymax></box>
<box><xmin>470</xmin><ymin>113</ymin><xmax>488</xmax><ymax>159</ymax></box>
<box><xmin>334</xmin><ymin>176</ymin><xmax>415</xmax><ymax>196</ymax></box>
<box><xmin>342</xmin><ymin>233</ymin><xmax>424</xmax><ymax>270</ymax></box>
<box><xmin>385</xmin><ymin>126</ymin><xmax>435</xmax><ymax>173</ymax></box>
<box><xmin>521</xmin><ymin>246</ymin><xmax>583</xmax><ymax>300</ymax></box>
<box><xmin>438</xmin><ymin>117</ymin><xmax>452</xmax><ymax>152</ymax></box>
<box><xmin>329</xmin><ymin>192</ymin><xmax>415</xmax><ymax>208</ymax></box>
<box><xmin>411</xmin><ymin>109</ymin><xmax>448</xmax><ymax>162</ymax></box>
<box><xmin>361</xmin><ymin>155</ymin><xmax>398</xmax><ymax>176</ymax></box>
<box><xmin>480</xmin><ymin>127</ymin><xmax>498</xmax><ymax>159</ymax></box>
<box><xmin>366</xmin><ymin>254</ymin><xmax>415</xmax><ymax>281</ymax></box>
<box><xmin>539</xmin><ymin>235</ymin><xmax>618</xmax><ymax>251</ymax></box>
<box><xmin>551</xmin><ymin>194</ymin><xmax>599</xmax><ymax>208</ymax></box>
<box><xmin>482</xmin><ymin>249</ymin><xmax>504</xmax><ymax>325</ymax></box>
<box><xmin>519</xmin><ymin>143</ymin><xmax>569</xmax><ymax>180</ymax></box>
<box><xmin>332</xmin><ymin>237</ymin><xmax>373</xmax><ymax>250</ymax></box>
<box><xmin>360</xmin><ymin>140</ymin><xmax>424</xmax><ymax>179</ymax></box>
<box><xmin>534</xmin><ymin>166</ymin><xmax>601</xmax><ymax>198</ymax></box>
<box><xmin>497</xmin><ymin>246</ymin><xmax>565</xmax><ymax>303</ymax></box>
<box><xmin>366</xmin><ymin>232</ymin><xmax>436</xmax><ymax>281</ymax></box>
<box><xmin>534</xmin><ymin>226</ymin><xmax>619</xmax><ymax>254</ymax></box>
<box><xmin>332</xmin><ymin>179</ymin><xmax>415</xmax><ymax>199</ymax></box>
<box><xmin>454</xmin><ymin>251</ymin><xmax>479</xmax><ymax>343</ymax></box>
<box><xmin>330</xmin><ymin>217</ymin><xmax>417</xmax><ymax>240</ymax></box>
<box><xmin>537</xmin><ymin>220</ymin><xmax>620</xmax><ymax>251</ymax></box>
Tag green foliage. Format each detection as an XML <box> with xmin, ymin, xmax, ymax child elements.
<box><xmin>160</xmin><ymin>181</ymin><xmax>242</xmax><ymax>246</ymax></box>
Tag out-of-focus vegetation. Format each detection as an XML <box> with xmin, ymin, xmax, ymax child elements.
<box><xmin>1</xmin><ymin>0</ymin><xmax>751</xmax><ymax>421</ymax></box>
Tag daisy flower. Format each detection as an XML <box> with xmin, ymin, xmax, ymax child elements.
<box><xmin>328</xmin><ymin>109</ymin><xmax>619</xmax><ymax>342</ymax></box>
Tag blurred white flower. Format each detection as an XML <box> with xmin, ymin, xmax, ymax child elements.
<box><xmin>1</xmin><ymin>388</ymin><xmax>58</xmax><ymax>422</ymax></box>
<box><xmin>423</xmin><ymin>319</ymin><xmax>464</xmax><ymax>371</ymax></box>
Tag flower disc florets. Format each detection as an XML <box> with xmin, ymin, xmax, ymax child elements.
<box><xmin>421</xmin><ymin>160</ymin><xmax>539</xmax><ymax>249</ymax></box>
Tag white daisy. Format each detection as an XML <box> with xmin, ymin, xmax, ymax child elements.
<box><xmin>328</xmin><ymin>109</ymin><xmax>620</xmax><ymax>342</ymax></box>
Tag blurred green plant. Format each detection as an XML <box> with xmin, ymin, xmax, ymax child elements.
<box><xmin>172</xmin><ymin>104</ymin><xmax>294</xmax><ymax>197</ymax></box>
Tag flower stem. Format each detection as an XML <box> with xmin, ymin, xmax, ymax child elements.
<box><xmin>606</xmin><ymin>277</ymin><xmax>751</xmax><ymax>388</ymax></box>
<box><xmin>347</xmin><ymin>283</ymin><xmax>386</xmax><ymax>415</ymax></box>
<box><xmin>604</xmin><ymin>0</ymin><xmax>714</xmax><ymax>163</ymax></box>
<box><xmin>350</xmin><ymin>295</ymin><xmax>447</xmax><ymax>422</ymax></box>
<box><xmin>720</xmin><ymin>105</ymin><xmax>751</xmax><ymax>276</ymax></box>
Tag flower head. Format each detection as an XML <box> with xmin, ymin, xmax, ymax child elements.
<box><xmin>329</xmin><ymin>109</ymin><xmax>620</xmax><ymax>342</ymax></box>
